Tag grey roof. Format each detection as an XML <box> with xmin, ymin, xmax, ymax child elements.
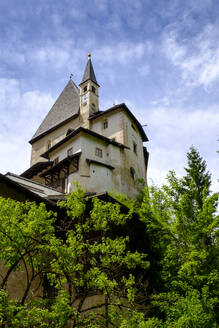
<box><xmin>6</xmin><ymin>172</ymin><xmax>64</xmax><ymax>197</ymax></box>
<box><xmin>30</xmin><ymin>80</ymin><xmax>80</xmax><ymax>143</ymax></box>
<box><xmin>80</xmin><ymin>58</ymin><xmax>99</xmax><ymax>86</ymax></box>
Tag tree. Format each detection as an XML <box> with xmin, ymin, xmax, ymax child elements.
<box><xmin>0</xmin><ymin>187</ymin><xmax>149</xmax><ymax>327</ymax></box>
<box><xmin>0</xmin><ymin>147</ymin><xmax>218</xmax><ymax>327</ymax></box>
<box><xmin>139</xmin><ymin>147</ymin><xmax>219</xmax><ymax>327</ymax></box>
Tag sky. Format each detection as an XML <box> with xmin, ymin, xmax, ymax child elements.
<box><xmin>0</xmin><ymin>0</ymin><xmax>218</xmax><ymax>192</ymax></box>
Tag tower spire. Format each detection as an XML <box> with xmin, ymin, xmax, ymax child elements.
<box><xmin>80</xmin><ymin>53</ymin><xmax>99</xmax><ymax>86</ymax></box>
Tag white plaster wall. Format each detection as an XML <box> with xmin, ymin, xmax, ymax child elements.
<box><xmin>46</xmin><ymin>132</ymin><xmax>122</xmax><ymax>194</ymax></box>
<box><xmin>67</xmin><ymin>163</ymin><xmax>113</xmax><ymax>194</ymax></box>
<box><xmin>119</xmin><ymin>112</ymin><xmax>146</xmax><ymax>198</ymax></box>
<box><xmin>31</xmin><ymin>107</ymin><xmax>147</xmax><ymax>199</ymax></box>
<box><xmin>63</xmin><ymin>133</ymin><xmax>123</xmax><ymax>194</ymax></box>
<box><xmin>91</xmin><ymin>110</ymin><xmax>124</xmax><ymax>144</ymax></box>
<box><xmin>80</xmin><ymin>134</ymin><xmax>107</xmax><ymax>162</ymax></box>
<box><xmin>49</xmin><ymin>136</ymin><xmax>81</xmax><ymax>162</ymax></box>
<box><xmin>31</xmin><ymin>116</ymin><xmax>81</xmax><ymax>166</ymax></box>
<box><xmin>124</xmin><ymin>113</ymin><xmax>146</xmax><ymax>180</ymax></box>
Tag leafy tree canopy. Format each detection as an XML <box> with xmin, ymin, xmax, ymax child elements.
<box><xmin>0</xmin><ymin>186</ymin><xmax>149</xmax><ymax>327</ymax></box>
<box><xmin>138</xmin><ymin>147</ymin><xmax>219</xmax><ymax>327</ymax></box>
<box><xmin>0</xmin><ymin>147</ymin><xmax>218</xmax><ymax>327</ymax></box>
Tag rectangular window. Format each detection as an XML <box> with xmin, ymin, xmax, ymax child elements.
<box><xmin>95</xmin><ymin>147</ymin><xmax>103</xmax><ymax>158</ymax></box>
<box><xmin>133</xmin><ymin>142</ymin><xmax>137</xmax><ymax>154</ymax></box>
<box><xmin>131</xmin><ymin>123</ymin><xmax>137</xmax><ymax>132</ymax></box>
<box><xmin>67</xmin><ymin>147</ymin><xmax>73</xmax><ymax>156</ymax></box>
<box><xmin>47</xmin><ymin>140</ymin><xmax>51</xmax><ymax>150</ymax></box>
<box><xmin>53</xmin><ymin>157</ymin><xmax>59</xmax><ymax>166</ymax></box>
<box><xmin>103</xmin><ymin>120</ymin><xmax>108</xmax><ymax>129</ymax></box>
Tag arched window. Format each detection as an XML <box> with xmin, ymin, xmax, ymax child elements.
<box><xmin>130</xmin><ymin>167</ymin><xmax>136</xmax><ymax>180</ymax></box>
<box><xmin>92</xmin><ymin>86</ymin><xmax>96</xmax><ymax>93</ymax></box>
<box><xmin>83</xmin><ymin>86</ymin><xmax>87</xmax><ymax>92</ymax></box>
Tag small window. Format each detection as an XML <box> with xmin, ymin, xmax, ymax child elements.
<box><xmin>130</xmin><ymin>167</ymin><xmax>136</xmax><ymax>180</ymax></box>
<box><xmin>53</xmin><ymin>157</ymin><xmax>59</xmax><ymax>166</ymax></box>
<box><xmin>47</xmin><ymin>140</ymin><xmax>51</xmax><ymax>150</ymax></box>
<box><xmin>133</xmin><ymin>142</ymin><xmax>137</xmax><ymax>154</ymax></box>
<box><xmin>83</xmin><ymin>86</ymin><xmax>87</xmax><ymax>92</ymax></box>
<box><xmin>131</xmin><ymin>123</ymin><xmax>137</xmax><ymax>132</ymax></box>
<box><xmin>67</xmin><ymin>147</ymin><xmax>73</xmax><ymax>156</ymax></box>
<box><xmin>95</xmin><ymin>147</ymin><xmax>102</xmax><ymax>158</ymax></box>
<box><xmin>103</xmin><ymin>120</ymin><xmax>108</xmax><ymax>129</ymax></box>
<box><xmin>92</xmin><ymin>86</ymin><xmax>96</xmax><ymax>93</ymax></box>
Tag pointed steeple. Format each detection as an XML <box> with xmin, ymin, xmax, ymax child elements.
<box><xmin>80</xmin><ymin>54</ymin><xmax>99</xmax><ymax>87</ymax></box>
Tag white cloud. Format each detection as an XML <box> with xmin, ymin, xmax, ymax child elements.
<box><xmin>147</xmin><ymin>106</ymin><xmax>219</xmax><ymax>139</ymax></box>
<box><xmin>0</xmin><ymin>138</ymin><xmax>31</xmax><ymax>175</ymax></box>
<box><xmin>136</xmin><ymin>106</ymin><xmax>219</xmax><ymax>193</ymax></box>
<box><xmin>33</xmin><ymin>47</ymin><xmax>70</xmax><ymax>68</ymax></box>
<box><xmin>0</xmin><ymin>78</ymin><xmax>54</xmax><ymax>130</ymax></box>
<box><xmin>94</xmin><ymin>41</ymin><xmax>153</xmax><ymax>65</ymax></box>
<box><xmin>162</xmin><ymin>24</ymin><xmax>219</xmax><ymax>88</ymax></box>
<box><xmin>151</xmin><ymin>97</ymin><xmax>170</xmax><ymax>106</ymax></box>
<box><xmin>0</xmin><ymin>78</ymin><xmax>54</xmax><ymax>174</ymax></box>
<box><xmin>137</xmin><ymin>64</ymin><xmax>150</xmax><ymax>77</ymax></box>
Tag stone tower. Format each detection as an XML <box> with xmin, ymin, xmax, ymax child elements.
<box><xmin>79</xmin><ymin>54</ymin><xmax>100</xmax><ymax>128</ymax></box>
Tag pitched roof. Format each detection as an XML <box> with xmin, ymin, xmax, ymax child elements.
<box><xmin>30</xmin><ymin>80</ymin><xmax>80</xmax><ymax>144</ymax></box>
<box><xmin>41</xmin><ymin>127</ymin><xmax>129</xmax><ymax>159</ymax></box>
<box><xmin>5</xmin><ymin>172</ymin><xmax>64</xmax><ymax>196</ymax></box>
<box><xmin>89</xmin><ymin>103</ymin><xmax>149</xmax><ymax>142</ymax></box>
<box><xmin>21</xmin><ymin>161</ymin><xmax>53</xmax><ymax>179</ymax></box>
<box><xmin>80</xmin><ymin>57</ymin><xmax>99</xmax><ymax>86</ymax></box>
<box><xmin>0</xmin><ymin>173</ymin><xmax>60</xmax><ymax>210</ymax></box>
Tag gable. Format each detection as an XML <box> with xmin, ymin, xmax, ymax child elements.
<box><xmin>89</xmin><ymin>103</ymin><xmax>148</xmax><ymax>142</ymax></box>
<box><xmin>30</xmin><ymin>80</ymin><xmax>80</xmax><ymax>144</ymax></box>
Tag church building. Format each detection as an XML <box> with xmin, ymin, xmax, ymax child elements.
<box><xmin>21</xmin><ymin>54</ymin><xmax>149</xmax><ymax>199</ymax></box>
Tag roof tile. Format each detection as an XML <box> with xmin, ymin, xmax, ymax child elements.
<box><xmin>31</xmin><ymin>79</ymin><xmax>80</xmax><ymax>142</ymax></box>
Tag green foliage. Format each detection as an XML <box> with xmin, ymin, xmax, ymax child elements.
<box><xmin>0</xmin><ymin>146</ymin><xmax>218</xmax><ymax>327</ymax></box>
<box><xmin>0</xmin><ymin>186</ymin><xmax>149</xmax><ymax>327</ymax></box>
<box><xmin>138</xmin><ymin>147</ymin><xmax>219</xmax><ymax>326</ymax></box>
<box><xmin>154</xmin><ymin>288</ymin><xmax>217</xmax><ymax>328</ymax></box>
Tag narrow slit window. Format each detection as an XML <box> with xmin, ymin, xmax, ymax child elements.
<box><xmin>103</xmin><ymin>120</ymin><xmax>108</xmax><ymax>129</ymax></box>
<box><xmin>133</xmin><ymin>142</ymin><xmax>137</xmax><ymax>154</ymax></box>
<box><xmin>131</xmin><ymin>123</ymin><xmax>137</xmax><ymax>132</ymax></box>
<box><xmin>47</xmin><ymin>140</ymin><xmax>51</xmax><ymax>150</ymax></box>
<box><xmin>130</xmin><ymin>167</ymin><xmax>136</xmax><ymax>180</ymax></box>
<box><xmin>95</xmin><ymin>147</ymin><xmax>103</xmax><ymax>158</ymax></box>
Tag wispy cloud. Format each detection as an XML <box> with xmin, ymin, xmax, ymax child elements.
<box><xmin>143</xmin><ymin>106</ymin><xmax>219</xmax><ymax>192</ymax></box>
<box><xmin>162</xmin><ymin>24</ymin><xmax>219</xmax><ymax>88</ymax></box>
<box><xmin>0</xmin><ymin>0</ymin><xmax>218</xmax><ymax>194</ymax></box>
<box><xmin>94</xmin><ymin>41</ymin><xmax>153</xmax><ymax>65</ymax></box>
<box><xmin>0</xmin><ymin>78</ymin><xmax>54</xmax><ymax>174</ymax></box>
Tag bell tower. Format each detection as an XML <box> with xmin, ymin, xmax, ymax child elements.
<box><xmin>79</xmin><ymin>54</ymin><xmax>99</xmax><ymax>127</ymax></box>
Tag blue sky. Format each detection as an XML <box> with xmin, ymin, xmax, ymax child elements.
<box><xmin>0</xmin><ymin>0</ymin><xmax>218</xmax><ymax>191</ymax></box>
